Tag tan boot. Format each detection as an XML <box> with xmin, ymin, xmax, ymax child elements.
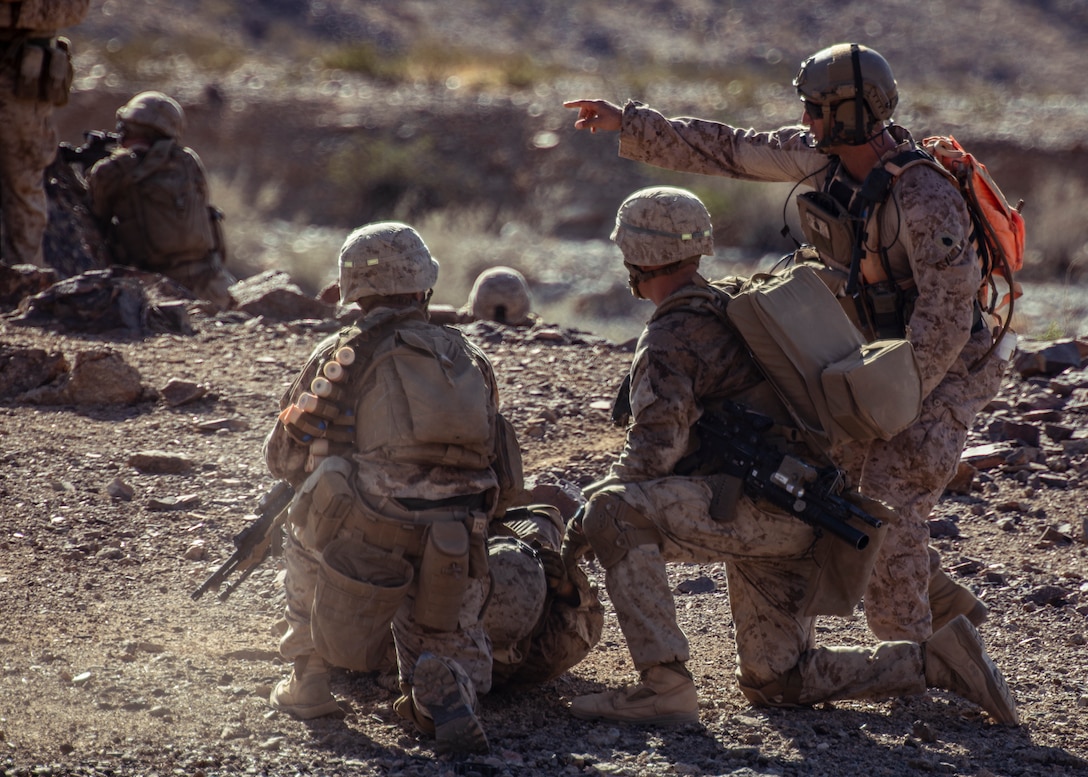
<box><xmin>269</xmin><ymin>654</ymin><xmax>342</xmax><ymax>719</ymax></box>
<box><xmin>930</xmin><ymin>568</ymin><xmax>988</xmax><ymax>632</ymax></box>
<box><xmin>410</xmin><ymin>653</ymin><xmax>489</xmax><ymax>757</ymax></box>
<box><xmin>570</xmin><ymin>664</ymin><xmax>699</xmax><ymax>725</ymax></box>
<box><xmin>924</xmin><ymin>615</ymin><xmax>1019</xmax><ymax>725</ymax></box>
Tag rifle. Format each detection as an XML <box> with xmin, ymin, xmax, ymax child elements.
<box><xmin>695</xmin><ymin>401</ymin><xmax>881</xmax><ymax>549</ymax></box>
<box><xmin>191</xmin><ymin>481</ymin><xmax>296</xmax><ymax>601</ymax></box>
<box><xmin>58</xmin><ymin>130</ymin><xmax>121</xmax><ymax>168</ymax></box>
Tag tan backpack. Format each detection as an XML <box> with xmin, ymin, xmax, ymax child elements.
<box><xmin>653</xmin><ymin>263</ymin><xmax>921</xmax><ymax>455</ymax></box>
<box><xmin>111</xmin><ymin>141</ymin><xmax>216</xmax><ymax>271</ymax></box>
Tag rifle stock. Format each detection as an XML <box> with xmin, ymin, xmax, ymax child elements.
<box><xmin>695</xmin><ymin>403</ymin><xmax>880</xmax><ymax>549</ymax></box>
<box><xmin>191</xmin><ymin>481</ymin><xmax>295</xmax><ymax>601</ymax></box>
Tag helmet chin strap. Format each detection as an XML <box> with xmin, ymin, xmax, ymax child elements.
<box><xmin>624</xmin><ymin>256</ymin><xmax>701</xmax><ymax>299</ymax></box>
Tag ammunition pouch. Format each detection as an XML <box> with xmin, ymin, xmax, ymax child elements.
<box><xmin>820</xmin><ymin>338</ymin><xmax>922</xmax><ymax>443</ymax></box>
<box><xmin>581</xmin><ymin>491</ymin><xmax>661</xmax><ymax>569</ymax></box>
<box><xmin>10</xmin><ymin>36</ymin><xmax>73</xmax><ymax>105</ymax></box>
<box><xmin>312</xmin><ymin>536</ymin><xmax>413</xmax><ymax>672</ymax></box>
<box><xmin>857</xmin><ymin>281</ymin><xmax>917</xmax><ymax>340</ymax></box>
<box><xmin>288</xmin><ymin>456</ymin><xmax>355</xmax><ymax>553</ymax></box>
<box><xmin>800</xmin><ymin>492</ymin><xmax>892</xmax><ymax>617</ymax></box>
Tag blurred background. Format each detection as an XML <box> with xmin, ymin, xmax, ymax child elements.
<box><xmin>55</xmin><ymin>0</ymin><xmax>1088</xmax><ymax>342</ymax></box>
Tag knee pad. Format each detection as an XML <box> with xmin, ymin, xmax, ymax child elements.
<box><xmin>582</xmin><ymin>491</ymin><xmax>660</xmax><ymax>569</ymax></box>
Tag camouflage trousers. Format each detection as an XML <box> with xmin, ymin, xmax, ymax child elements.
<box><xmin>0</xmin><ymin>76</ymin><xmax>57</xmax><ymax>265</ymax></box>
<box><xmin>277</xmin><ymin>523</ymin><xmax>493</xmax><ymax>696</ymax></box>
<box><xmin>592</xmin><ymin>478</ymin><xmax>926</xmax><ymax>704</ymax></box>
<box><xmin>843</xmin><ymin>342</ymin><xmax>1007</xmax><ymax>642</ymax></box>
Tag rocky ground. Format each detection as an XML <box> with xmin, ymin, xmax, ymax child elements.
<box><xmin>1</xmin><ymin>291</ymin><xmax>1087</xmax><ymax>777</ymax></box>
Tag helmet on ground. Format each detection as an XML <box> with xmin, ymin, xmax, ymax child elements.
<box><xmin>611</xmin><ymin>186</ymin><xmax>714</xmax><ymax>268</ymax></box>
<box><xmin>793</xmin><ymin>43</ymin><xmax>898</xmax><ymax>146</ymax></box>
<box><xmin>466</xmin><ymin>266</ymin><xmax>532</xmax><ymax>325</ymax></box>
<box><xmin>116</xmin><ymin>91</ymin><xmax>185</xmax><ymax>139</ymax></box>
<box><xmin>482</xmin><ymin>537</ymin><xmax>547</xmax><ymax>665</ymax></box>
<box><xmin>338</xmin><ymin>222</ymin><xmax>439</xmax><ymax>304</ymax></box>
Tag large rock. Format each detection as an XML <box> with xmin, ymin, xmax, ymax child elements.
<box><xmin>20</xmin><ymin>348</ymin><xmax>148</xmax><ymax>406</ymax></box>
<box><xmin>0</xmin><ymin>345</ymin><xmax>68</xmax><ymax>398</ymax></box>
<box><xmin>230</xmin><ymin>270</ymin><xmax>336</xmax><ymax>321</ymax></box>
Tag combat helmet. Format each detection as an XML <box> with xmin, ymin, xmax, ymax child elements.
<box><xmin>611</xmin><ymin>186</ymin><xmax>713</xmax><ymax>296</ymax></box>
<box><xmin>793</xmin><ymin>43</ymin><xmax>898</xmax><ymax>147</ymax></box>
<box><xmin>117</xmin><ymin>91</ymin><xmax>185</xmax><ymax>139</ymax></box>
<box><xmin>338</xmin><ymin>222</ymin><xmax>439</xmax><ymax>304</ymax></box>
<box><xmin>466</xmin><ymin>266</ymin><xmax>533</xmax><ymax>325</ymax></box>
<box><xmin>482</xmin><ymin>537</ymin><xmax>548</xmax><ymax>666</ymax></box>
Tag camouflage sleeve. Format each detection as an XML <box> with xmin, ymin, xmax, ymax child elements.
<box><xmin>263</xmin><ymin>336</ymin><xmax>339</xmax><ymax>485</ymax></box>
<box><xmin>182</xmin><ymin>146</ymin><xmax>211</xmax><ymax>201</ymax></box>
<box><xmin>893</xmin><ymin>166</ymin><xmax>980</xmax><ymax>398</ymax></box>
<box><xmin>608</xmin><ymin>325</ymin><xmax>703</xmax><ymax>482</ymax></box>
<box><xmin>618</xmin><ymin>100</ymin><xmax>828</xmax><ymax>184</ymax></box>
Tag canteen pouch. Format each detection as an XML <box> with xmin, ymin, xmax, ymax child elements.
<box><xmin>801</xmin><ymin>492</ymin><xmax>892</xmax><ymax>617</ymax></box>
<box><xmin>820</xmin><ymin>339</ymin><xmax>922</xmax><ymax>442</ymax></box>
<box><xmin>312</xmin><ymin>537</ymin><xmax>413</xmax><ymax>671</ymax></box>
<box><xmin>287</xmin><ymin>456</ymin><xmax>355</xmax><ymax>552</ymax></box>
<box><xmin>413</xmin><ymin>520</ymin><xmax>470</xmax><ymax>632</ymax></box>
<box><xmin>42</xmin><ymin>37</ymin><xmax>73</xmax><ymax>106</ymax></box>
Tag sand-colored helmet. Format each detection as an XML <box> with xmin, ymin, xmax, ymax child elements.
<box><xmin>482</xmin><ymin>537</ymin><xmax>547</xmax><ymax>665</ymax></box>
<box><xmin>338</xmin><ymin>222</ymin><xmax>439</xmax><ymax>304</ymax></box>
<box><xmin>116</xmin><ymin>91</ymin><xmax>185</xmax><ymax>139</ymax></box>
<box><xmin>793</xmin><ymin>43</ymin><xmax>898</xmax><ymax>146</ymax></box>
<box><xmin>466</xmin><ymin>266</ymin><xmax>532</xmax><ymax>325</ymax></box>
<box><xmin>611</xmin><ymin>186</ymin><xmax>714</xmax><ymax>268</ymax></box>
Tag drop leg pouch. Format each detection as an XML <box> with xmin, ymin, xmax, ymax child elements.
<box><xmin>312</xmin><ymin>537</ymin><xmax>413</xmax><ymax>672</ymax></box>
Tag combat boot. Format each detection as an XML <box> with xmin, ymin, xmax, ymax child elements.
<box><xmin>923</xmin><ymin>615</ymin><xmax>1019</xmax><ymax>725</ymax></box>
<box><xmin>410</xmin><ymin>653</ymin><xmax>489</xmax><ymax>757</ymax></box>
<box><xmin>930</xmin><ymin>568</ymin><xmax>988</xmax><ymax>632</ymax></box>
<box><xmin>269</xmin><ymin>654</ymin><xmax>342</xmax><ymax>719</ymax></box>
<box><xmin>570</xmin><ymin>663</ymin><xmax>699</xmax><ymax>725</ymax></box>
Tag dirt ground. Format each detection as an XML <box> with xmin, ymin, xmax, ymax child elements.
<box><xmin>1</xmin><ymin>305</ymin><xmax>1086</xmax><ymax>777</ymax></box>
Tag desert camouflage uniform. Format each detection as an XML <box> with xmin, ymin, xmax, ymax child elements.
<box><xmin>0</xmin><ymin>0</ymin><xmax>88</xmax><ymax>264</ymax></box>
<box><xmin>589</xmin><ymin>277</ymin><xmax>928</xmax><ymax>703</ymax></box>
<box><xmin>87</xmin><ymin>140</ymin><xmax>235</xmax><ymax>309</ymax></box>
<box><xmin>617</xmin><ymin>102</ymin><xmax>1006</xmax><ymax>641</ymax></box>
<box><xmin>264</xmin><ymin>306</ymin><xmax>502</xmax><ymax>694</ymax></box>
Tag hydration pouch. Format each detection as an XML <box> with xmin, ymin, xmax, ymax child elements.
<box><xmin>287</xmin><ymin>456</ymin><xmax>355</xmax><ymax>552</ymax></box>
<box><xmin>413</xmin><ymin>520</ymin><xmax>470</xmax><ymax>632</ymax></box>
<box><xmin>312</xmin><ymin>537</ymin><xmax>413</xmax><ymax>671</ymax></box>
<box><xmin>796</xmin><ymin>191</ymin><xmax>856</xmax><ymax>267</ymax></box>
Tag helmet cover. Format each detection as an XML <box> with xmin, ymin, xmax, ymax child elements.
<box><xmin>338</xmin><ymin>222</ymin><xmax>439</xmax><ymax>304</ymax></box>
<box><xmin>117</xmin><ymin>91</ymin><xmax>185</xmax><ymax>139</ymax></box>
<box><xmin>611</xmin><ymin>186</ymin><xmax>714</xmax><ymax>268</ymax></box>
<box><xmin>467</xmin><ymin>266</ymin><xmax>532</xmax><ymax>325</ymax></box>
<box><xmin>482</xmin><ymin>537</ymin><xmax>547</xmax><ymax>664</ymax></box>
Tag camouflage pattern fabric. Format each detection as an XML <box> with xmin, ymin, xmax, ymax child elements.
<box><xmin>618</xmin><ymin>101</ymin><xmax>1007</xmax><ymax>641</ymax></box>
<box><xmin>266</xmin><ymin>307</ymin><xmax>509</xmax><ymax>700</ymax></box>
<box><xmin>588</xmin><ymin>294</ymin><xmax>930</xmax><ymax>702</ymax></box>
<box><xmin>0</xmin><ymin>73</ymin><xmax>58</xmax><ymax>264</ymax></box>
<box><xmin>0</xmin><ymin>0</ymin><xmax>90</xmax><ymax>264</ymax></box>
